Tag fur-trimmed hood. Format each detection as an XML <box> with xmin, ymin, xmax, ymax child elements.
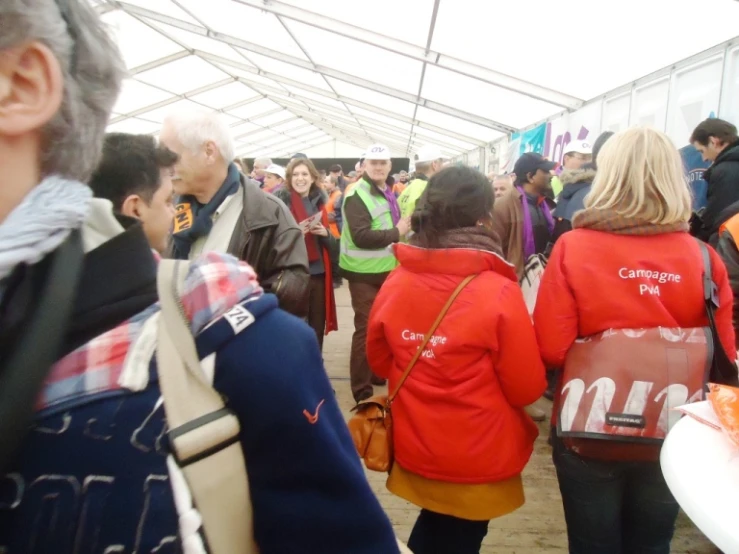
<box><xmin>559</xmin><ymin>167</ymin><xmax>597</xmax><ymax>187</ymax></box>
<box><xmin>554</xmin><ymin>167</ymin><xmax>596</xmax><ymax>221</ymax></box>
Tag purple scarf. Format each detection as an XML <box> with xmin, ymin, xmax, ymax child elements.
<box><xmin>381</xmin><ymin>185</ymin><xmax>401</xmax><ymax>225</ymax></box>
<box><xmin>517</xmin><ymin>186</ymin><xmax>554</xmax><ymax>259</ymax></box>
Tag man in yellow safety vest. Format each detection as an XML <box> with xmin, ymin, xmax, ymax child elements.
<box><xmin>340</xmin><ymin>144</ymin><xmax>410</xmax><ymax>403</ymax></box>
<box><xmin>398</xmin><ymin>145</ymin><xmax>450</xmax><ymax>222</ymax></box>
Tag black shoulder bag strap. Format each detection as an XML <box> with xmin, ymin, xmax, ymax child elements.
<box><xmin>698</xmin><ymin>239</ymin><xmax>739</xmax><ymax>386</ymax></box>
<box><xmin>0</xmin><ymin>229</ymin><xmax>84</xmax><ymax>472</ymax></box>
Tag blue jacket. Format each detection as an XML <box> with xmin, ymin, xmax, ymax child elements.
<box><xmin>553</xmin><ymin>166</ymin><xmax>597</xmax><ymax>222</ymax></box>
<box><xmin>0</xmin><ymin>252</ymin><xmax>398</xmax><ymax>553</ymax></box>
<box><xmin>548</xmin><ymin>166</ymin><xmax>597</xmax><ymax>252</ymax></box>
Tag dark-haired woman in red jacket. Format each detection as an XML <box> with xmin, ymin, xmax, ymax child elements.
<box><xmin>367</xmin><ymin>166</ymin><xmax>546</xmax><ymax>554</ymax></box>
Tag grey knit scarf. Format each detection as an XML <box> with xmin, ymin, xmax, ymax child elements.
<box><xmin>0</xmin><ymin>176</ymin><xmax>92</xmax><ymax>283</ymax></box>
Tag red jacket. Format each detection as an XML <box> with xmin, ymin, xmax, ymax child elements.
<box><xmin>534</xmin><ymin>230</ymin><xmax>736</xmax><ymax>418</ymax></box>
<box><xmin>367</xmin><ymin>244</ymin><xmax>546</xmax><ymax>484</ymax></box>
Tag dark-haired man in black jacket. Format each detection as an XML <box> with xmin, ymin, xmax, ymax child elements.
<box><xmin>90</xmin><ymin>133</ymin><xmax>178</xmax><ymax>254</ymax></box>
<box><xmin>690</xmin><ymin>118</ymin><xmax>739</xmax><ymax>245</ymax></box>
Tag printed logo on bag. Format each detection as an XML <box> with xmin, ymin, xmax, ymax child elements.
<box><xmin>223</xmin><ymin>304</ymin><xmax>255</xmax><ymax>334</ymax></box>
<box><xmin>605</xmin><ymin>413</ymin><xmax>646</xmax><ymax>428</ymax></box>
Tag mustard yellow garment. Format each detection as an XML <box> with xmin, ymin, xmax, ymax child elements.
<box><xmin>387</xmin><ymin>463</ymin><xmax>524</xmax><ymax>521</ymax></box>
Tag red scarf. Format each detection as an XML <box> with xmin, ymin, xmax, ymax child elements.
<box><xmin>288</xmin><ymin>189</ymin><xmax>338</xmax><ymax>334</ymax></box>
<box><xmin>290</xmin><ymin>189</ymin><xmax>321</xmax><ymax>262</ymax></box>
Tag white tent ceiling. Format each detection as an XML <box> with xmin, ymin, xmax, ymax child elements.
<box><xmin>93</xmin><ymin>0</ymin><xmax>739</xmax><ymax>159</ymax></box>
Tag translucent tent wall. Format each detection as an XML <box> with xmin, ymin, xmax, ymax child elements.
<box><xmin>94</xmin><ymin>0</ymin><xmax>739</xmax><ymax>161</ymax></box>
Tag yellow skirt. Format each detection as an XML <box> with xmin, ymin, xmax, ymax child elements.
<box><xmin>387</xmin><ymin>463</ymin><xmax>525</xmax><ymax>521</ymax></box>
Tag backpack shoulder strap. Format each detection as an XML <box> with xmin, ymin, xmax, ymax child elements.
<box><xmin>157</xmin><ymin>259</ymin><xmax>258</xmax><ymax>554</ymax></box>
<box><xmin>0</xmin><ymin>229</ymin><xmax>83</xmax><ymax>473</ymax></box>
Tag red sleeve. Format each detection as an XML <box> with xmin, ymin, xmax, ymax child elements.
<box><xmin>494</xmin><ymin>282</ymin><xmax>547</xmax><ymax>407</ymax></box>
<box><xmin>366</xmin><ymin>286</ymin><xmax>394</xmax><ymax>379</ymax></box>
<box><xmin>710</xmin><ymin>246</ymin><xmax>737</xmax><ymax>360</ymax></box>
<box><xmin>532</xmin><ymin>240</ymin><xmax>579</xmax><ymax>367</ymax></box>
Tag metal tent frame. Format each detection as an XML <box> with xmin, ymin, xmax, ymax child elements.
<box><xmin>91</xmin><ymin>0</ymin><xmax>739</xmax><ymax>159</ymax></box>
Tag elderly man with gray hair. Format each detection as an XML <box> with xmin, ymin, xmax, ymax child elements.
<box><xmin>252</xmin><ymin>156</ymin><xmax>272</xmax><ymax>185</ymax></box>
<box><xmin>0</xmin><ymin>3</ymin><xmax>402</xmax><ymax>553</ymax></box>
<box><xmin>161</xmin><ymin>111</ymin><xmax>309</xmax><ymax>317</ymax></box>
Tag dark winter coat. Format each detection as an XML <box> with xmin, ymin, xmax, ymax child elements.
<box><xmin>693</xmin><ymin>141</ymin><xmax>739</xmax><ymax>245</ymax></box>
<box><xmin>716</xmin><ymin>209</ymin><xmax>739</xmax><ymax>348</ymax></box>
<box><xmin>549</xmin><ymin>166</ymin><xmax>597</xmax><ymax>248</ymax></box>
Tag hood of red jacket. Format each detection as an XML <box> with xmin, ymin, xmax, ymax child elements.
<box><xmin>393</xmin><ymin>243</ymin><xmax>517</xmax><ymax>282</ymax></box>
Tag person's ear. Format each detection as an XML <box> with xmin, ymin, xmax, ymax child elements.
<box><xmin>120</xmin><ymin>194</ymin><xmax>145</xmax><ymax>220</ymax></box>
<box><xmin>477</xmin><ymin>213</ymin><xmax>494</xmax><ymax>229</ymax></box>
<box><xmin>0</xmin><ymin>41</ymin><xmax>64</xmax><ymax>137</ymax></box>
<box><xmin>204</xmin><ymin>140</ymin><xmax>218</xmax><ymax>163</ymax></box>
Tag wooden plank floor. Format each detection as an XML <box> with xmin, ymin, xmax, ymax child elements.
<box><xmin>324</xmin><ymin>284</ymin><xmax>719</xmax><ymax>554</ymax></box>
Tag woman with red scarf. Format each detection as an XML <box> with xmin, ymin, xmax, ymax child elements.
<box><xmin>277</xmin><ymin>159</ymin><xmax>338</xmax><ymax>350</ymax></box>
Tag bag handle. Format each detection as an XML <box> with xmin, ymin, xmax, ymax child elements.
<box><xmin>388</xmin><ymin>274</ymin><xmax>476</xmax><ymax>406</ymax></box>
<box><xmin>156</xmin><ymin>259</ymin><xmax>258</xmax><ymax>554</ymax></box>
<box><xmin>0</xmin><ymin>229</ymin><xmax>83</xmax><ymax>473</ymax></box>
<box><xmin>697</xmin><ymin>240</ymin><xmax>739</xmax><ymax>386</ymax></box>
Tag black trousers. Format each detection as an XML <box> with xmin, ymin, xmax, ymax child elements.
<box><xmin>552</xmin><ymin>435</ymin><xmax>679</xmax><ymax>554</ymax></box>
<box><xmin>407</xmin><ymin>509</ymin><xmax>489</xmax><ymax>554</ymax></box>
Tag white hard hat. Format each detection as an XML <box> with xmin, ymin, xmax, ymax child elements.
<box><xmin>265</xmin><ymin>164</ymin><xmax>285</xmax><ymax>179</ymax></box>
<box><xmin>564</xmin><ymin>140</ymin><xmax>593</xmax><ymax>156</ymax></box>
<box><xmin>416</xmin><ymin>145</ymin><xmax>449</xmax><ymax>163</ymax></box>
<box><xmin>364</xmin><ymin>144</ymin><xmax>392</xmax><ymax>161</ymax></box>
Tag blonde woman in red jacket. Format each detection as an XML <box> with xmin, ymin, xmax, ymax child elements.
<box><xmin>367</xmin><ymin>166</ymin><xmax>546</xmax><ymax>554</ymax></box>
<box><xmin>533</xmin><ymin>127</ymin><xmax>736</xmax><ymax>554</ymax></box>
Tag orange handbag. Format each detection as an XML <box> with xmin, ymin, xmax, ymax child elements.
<box><xmin>348</xmin><ymin>275</ymin><xmax>476</xmax><ymax>472</ymax></box>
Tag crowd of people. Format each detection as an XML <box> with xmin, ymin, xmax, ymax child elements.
<box><xmin>2</xmin><ymin>2</ymin><xmax>739</xmax><ymax>554</ymax></box>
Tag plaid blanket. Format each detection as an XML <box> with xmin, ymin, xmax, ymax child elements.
<box><xmin>39</xmin><ymin>252</ymin><xmax>263</xmax><ymax>413</ymax></box>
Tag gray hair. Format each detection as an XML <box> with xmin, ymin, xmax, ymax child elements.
<box><xmin>415</xmin><ymin>160</ymin><xmax>432</xmax><ymax>173</ymax></box>
<box><xmin>163</xmin><ymin>110</ymin><xmax>235</xmax><ymax>165</ymax></box>
<box><xmin>254</xmin><ymin>157</ymin><xmax>272</xmax><ymax>168</ymax></box>
<box><xmin>0</xmin><ymin>0</ymin><xmax>126</xmax><ymax>182</ymax></box>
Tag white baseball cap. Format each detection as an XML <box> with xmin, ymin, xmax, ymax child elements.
<box><xmin>416</xmin><ymin>145</ymin><xmax>449</xmax><ymax>164</ymax></box>
<box><xmin>265</xmin><ymin>164</ymin><xmax>285</xmax><ymax>179</ymax></box>
<box><xmin>564</xmin><ymin>140</ymin><xmax>593</xmax><ymax>156</ymax></box>
<box><xmin>364</xmin><ymin>144</ymin><xmax>392</xmax><ymax>161</ymax></box>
